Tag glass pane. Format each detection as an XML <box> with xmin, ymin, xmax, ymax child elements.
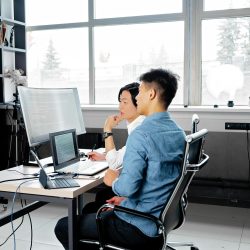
<box><xmin>95</xmin><ymin>0</ymin><xmax>182</xmax><ymax>19</ymax></box>
<box><xmin>26</xmin><ymin>28</ymin><xmax>89</xmax><ymax>104</ymax></box>
<box><xmin>25</xmin><ymin>0</ymin><xmax>88</xmax><ymax>25</ymax></box>
<box><xmin>204</xmin><ymin>0</ymin><xmax>250</xmax><ymax>11</ymax></box>
<box><xmin>202</xmin><ymin>18</ymin><xmax>250</xmax><ymax>105</ymax></box>
<box><xmin>94</xmin><ymin>22</ymin><xmax>184</xmax><ymax>105</ymax></box>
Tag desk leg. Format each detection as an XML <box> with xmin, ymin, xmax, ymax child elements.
<box><xmin>77</xmin><ymin>194</ymin><xmax>84</xmax><ymax>215</ymax></box>
<box><xmin>68</xmin><ymin>198</ymin><xmax>77</xmax><ymax>250</ymax></box>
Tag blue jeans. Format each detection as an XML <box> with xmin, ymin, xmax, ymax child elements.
<box><xmin>54</xmin><ymin>210</ymin><xmax>162</xmax><ymax>250</ymax></box>
<box><xmin>81</xmin><ymin>187</ymin><xmax>114</xmax><ymax>214</ymax></box>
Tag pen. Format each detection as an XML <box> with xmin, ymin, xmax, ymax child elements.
<box><xmin>88</xmin><ymin>144</ymin><xmax>97</xmax><ymax>159</ymax></box>
<box><xmin>91</xmin><ymin>144</ymin><xmax>97</xmax><ymax>152</ymax></box>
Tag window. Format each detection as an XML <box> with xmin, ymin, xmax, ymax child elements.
<box><xmin>202</xmin><ymin>18</ymin><xmax>250</xmax><ymax>105</ymax></box>
<box><xmin>94</xmin><ymin>22</ymin><xmax>184</xmax><ymax>104</ymax></box>
<box><xmin>26</xmin><ymin>0</ymin><xmax>184</xmax><ymax>105</ymax></box>
<box><xmin>26</xmin><ymin>0</ymin><xmax>88</xmax><ymax>25</ymax></box>
<box><xmin>25</xmin><ymin>1</ymin><xmax>250</xmax><ymax>106</ymax></box>
<box><xmin>27</xmin><ymin>29</ymin><xmax>89</xmax><ymax>103</ymax></box>
<box><xmin>94</xmin><ymin>0</ymin><xmax>182</xmax><ymax>18</ymax></box>
<box><xmin>204</xmin><ymin>0</ymin><xmax>250</xmax><ymax>11</ymax></box>
<box><xmin>201</xmin><ymin>1</ymin><xmax>250</xmax><ymax>105</ymax></box>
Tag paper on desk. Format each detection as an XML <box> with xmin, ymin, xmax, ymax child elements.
<box><xmin>79</xmin><ymin>147</ymin><xmax>106</xmax><ymax>155</ymax></box>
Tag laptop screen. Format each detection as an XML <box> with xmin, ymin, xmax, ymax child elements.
<box><xmin>50</xmin><ymin>129</ymin><xmax>79</xmax><ymax>170</ymax></box>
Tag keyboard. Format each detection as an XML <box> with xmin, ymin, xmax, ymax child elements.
<box><xmin>48</xmin><ymin>177</ymin><xmax>80</xmax><ymax>189</ymax></box>
<box><xmin>59</xmin><ymin>160</ymin><xmax>108</xmax><ymax>176</ymax></box>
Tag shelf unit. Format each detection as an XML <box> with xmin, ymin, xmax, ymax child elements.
<box><xmin>0</xmin><ymin>0</ymin><xmax>26</xmax><ymax>103</ymax></box>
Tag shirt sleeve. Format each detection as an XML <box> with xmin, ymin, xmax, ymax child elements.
<box><xmin>113</xmin><ymin>130</ymin><xmax>147</xmax><ymax>197</ymax></box>
<box><xmin>105</xmin><ymin>146</ymin><xmax>126</xmax><ymax>170</ymax></box>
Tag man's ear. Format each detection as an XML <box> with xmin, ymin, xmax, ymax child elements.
<box><xmin>149</xmin><ymin>88</ymin><xmax>157</xmax><ymax>100</ymax></box>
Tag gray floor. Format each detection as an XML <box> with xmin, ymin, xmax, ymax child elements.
<box><xmin>0</xmin><ymin>193</ymin><xmax>250</xmax><ymax>250</ymax></box>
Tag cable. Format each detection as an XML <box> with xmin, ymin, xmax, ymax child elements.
<box><xmin>5</xmin><ymin>103</ymin><xmax>16</xmax><ymax>169</ymax></box>
<box><xmin>27</xmin><ymin>208</ymin><xmax>33</xmax><ymax>250</ymax></box>
<box><xmin>0</xmin><ymin>214</ymin><xmax>24</xmax><ymax>247</ymax></box>
<box><xmin>0</xmin><ymin>199</ymin><xmax>26</xmax><ymax>247</ymax></box>
<box><xmin>7</xmin><ymin>111</ymin><xmax>15</xmax><ymax>169</ymax></box>
<box><xmin>0</xmin><ymin>178</ymin><xmax>37</xmax><ymax>248</ymax></box>
<box><xmin>7</xmin><ymin>169</ymin><xmax>39</xmax><ymax>176</ymax></box>
<box><xmin>24</xmin><ymin>200</ymin><xmax>33</xmax><ymax>250</ymax></box>
<box><xmin>0</xmin><ymin>177</ymin><xmax>38</xmax><ymax>184</ymax></box>
<box><xmin>247</xmin><ymin>130</ymin><xmax>250</xmax><ymax>181</ymax></box>
<box><xmin>11</xmin><ymin>179</ymin><xmax>35</xmax><ymax>250</ymax></box>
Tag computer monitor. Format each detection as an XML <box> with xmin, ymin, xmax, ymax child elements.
<box><xmin>18</xmin><ymin>86</ymin><xmax>86</xmax><ymax>147</ymax></box>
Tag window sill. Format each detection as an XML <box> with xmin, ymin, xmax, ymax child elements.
<box><xmin>81</xmin><ymin>104</ymin><xmax>250</xmax><ymax>132</ymax></box>
<box><xmin>82</xmin><ymin>104</ymin><xmax>250</xmax><ymax>113</ymax></box>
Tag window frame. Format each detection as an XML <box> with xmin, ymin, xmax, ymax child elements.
<box><xmin>25</xmin><ymin>0</ymin><xmax>250</xmax><ymax>106</ymax></box>
<box><xmin>196</xmin><ymin>1</ymin><xmax>250</xmax><ymax>106</ymax></box>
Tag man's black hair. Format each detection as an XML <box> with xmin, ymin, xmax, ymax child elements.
<box><xmin>118</xmin><ymin>82</ymin><xmax>140</xmax><ymax>107</ymax></box>
<box><xmin>139</xmin><ymin>68</ymin><xmax>179</xmax><ymax>109</ymax></box>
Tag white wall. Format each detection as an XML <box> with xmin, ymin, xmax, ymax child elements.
<box><xmin>82</xmin><ymin>105</ymin><xmax>250</xmax><ymax>132</ymax></box>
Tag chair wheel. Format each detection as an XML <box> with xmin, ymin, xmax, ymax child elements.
<box><xmin>191</xmin><ymin>247</ymin><xmax>199</xmax><ymax>250</ymax></box>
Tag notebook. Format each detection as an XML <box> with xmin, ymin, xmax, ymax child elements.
<box><xmin>30</xmin><ymin>150</ymin><xmax>80</xmax><ymax>189</ymax></box>
<box><xmin>49</xmin><ymin>129</ymin><xmax>108</xmax><ymax>176</ymax></box>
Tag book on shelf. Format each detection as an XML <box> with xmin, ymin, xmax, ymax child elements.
<box><xmin>0</xmin><ymin>22</ymin><xmax>15</xmax><ymax>47</ymax></box>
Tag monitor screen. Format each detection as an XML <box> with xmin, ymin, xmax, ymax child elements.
<box><xmin>50</xmin><ymin>129</ymin><xmax>78</xmax><ymax>166</ymax></box>
<box><xmin>18</xmin><ymin>86</ymin><xmax>86</xmax><ymax>147</ymax></box>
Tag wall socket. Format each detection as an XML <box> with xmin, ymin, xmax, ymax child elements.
<box><xmin>225</xmin><ymin>122</ymin><xmax>250</xmax><ymax>130</ymax></box>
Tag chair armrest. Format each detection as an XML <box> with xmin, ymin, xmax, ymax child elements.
<box><xmin>96</xmin><ymin>203</ymin><xmax>163</xmax><ymax>229</ymax></box>
<box><xmin>95</xmin><ymin>203</ymin><xmax>164</xmax><ymax>248</ymax></box>
<box><xmin>186</xmin><ymin>153</ymin><xmax>209</xmax><ymax>171</ymax></box>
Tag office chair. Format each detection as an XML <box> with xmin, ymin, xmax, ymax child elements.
<box><xmin>191</xmin><ymin>113</ymin><xmax>200</xmax><ymax>133</ymax></box>
<box><xmin>165</xmin><ymin>113</ymin><xmax>201</xmax><ymax>249</ymax></box>
<box><xmin>80</xmin><ymin>127</ymin><xmax>209</xmax><ymax>250</ymax></box>
<box><xmin>78</xmin><ymin>132</ymin><xmax>104</xmax><ymax>149</ymax></box>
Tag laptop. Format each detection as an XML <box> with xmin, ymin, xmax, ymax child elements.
<box><xmin>30</xmin><ymin>150</ymin><xmax>80</xmax><ymax>189</ymax></box>
<box><xmin>49</xmin><ymin>129</ymin><xmax>108</xmax><ymax>176</ymax></box>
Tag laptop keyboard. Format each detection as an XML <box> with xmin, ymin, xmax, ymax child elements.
<box><xmin>50</xmin><ymin>177</ymin><xmax>79</xmax><ymax>188</ymax></box>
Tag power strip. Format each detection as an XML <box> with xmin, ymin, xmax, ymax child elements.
<box><xmin>225</xmin><ymin>122</ymin><xmax>250</xmax><ymax>130</ymax></box>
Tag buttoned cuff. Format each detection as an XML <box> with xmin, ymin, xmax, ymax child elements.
<box><xmin>105</xmin><ymin>149</ymin><xmax>117</xmax><ymax>169</ymax></box>
<box><xmin>112</xmin><ymin>178</ymin><xmax>120</xmax><ymax>195</ymax></box>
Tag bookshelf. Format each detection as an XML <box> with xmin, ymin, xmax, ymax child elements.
<box><xmin>0</xmin><ymin>0</ymin><xmax>26</xmax><ymax>103</ymax></box>
<box><xmin>0</xmin><ymin>0</ymin><xmax>26</xmax><ymax>169</ymax></box>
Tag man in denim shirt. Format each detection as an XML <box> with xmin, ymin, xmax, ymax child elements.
<box><xmin>55</xmin><ymin>68</ymin><xmax>186</xmax><ymax>250</ymax></box>
<box><xmin>104</xmin><ymin>68</ymin><xmax>186</xmax><ymax>238</ymax></box>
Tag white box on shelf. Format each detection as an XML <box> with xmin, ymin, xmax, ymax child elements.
<box><xmin>3</xmin><ymin>77</ymin><xmax>15</xmax><ymax>103</ymax></box>
<box><xmin>1</xmin><ymin>0</ymin><xmax>14</xmax><ymax>20</ymax></box>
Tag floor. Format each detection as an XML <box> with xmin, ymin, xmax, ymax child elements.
<box><xmin>0</xmin><ymin>193</ymin><xmax>250</xmax><ymax>250</ymax></box>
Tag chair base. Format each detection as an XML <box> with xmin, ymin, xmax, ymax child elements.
<box><xmin>168</xmin><ymin>241</ymin><xmax>194</xmax><ymax>247</ymax></box>
<box><xmin>167</xmin><ymin>246</ymin><xmax>199</xmax><ymax>250</ymax></box>
<box><xmin>167</xmin><ymin>241</ymin><xmax>199</xmax><ymax>250</ymax></box>
<box><xmin>0</xmin><ymin>197</ymin><xmax>8</xmax><ymax>211</ymax></box>
<box><xmin>80</xmin><ymin>239</ymin><xmax>199</xmax><ymax>250</ymax></box>
<box><xmin>80</xmin><ymin>239</ymin><xmax>131</xmax><ymax>250</ymax></box>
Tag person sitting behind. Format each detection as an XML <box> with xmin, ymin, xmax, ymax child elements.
<box><xmin>88</xmin><ymin>82</ymin><xmax>144</xmax><ymax>169</ymax></box>
<box><xmin>84</xmin><ymin>82</ymin><xmax>145</xmax><ymax>212</ymax></box>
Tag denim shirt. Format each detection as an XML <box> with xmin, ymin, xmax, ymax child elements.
<box><xmin>112</xmin><ymin>112</ymin><xmax>186</xmax><ymax>237</ymax></box>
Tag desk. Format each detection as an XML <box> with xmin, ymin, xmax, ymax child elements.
<box><xmin>0</xmin><ymin>164</ymin><xmax>106</xmax><ymax>250</ymax></box>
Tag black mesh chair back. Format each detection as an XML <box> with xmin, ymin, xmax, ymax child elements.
<box><xmin>160</xmin><ymin>129</ymin><xmax>208</xmax><ymax>238</ymax></box>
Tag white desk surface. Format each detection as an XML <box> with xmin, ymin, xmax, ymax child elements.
<box><xmin>0</xmin><ymin>148</ymin><xmax>107</xmax><ymax>199</ymax></box>
<box><xmin>0</xmin><ymin>165</ymin><xmax>105</xmax><ymax>199</ymax></box>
